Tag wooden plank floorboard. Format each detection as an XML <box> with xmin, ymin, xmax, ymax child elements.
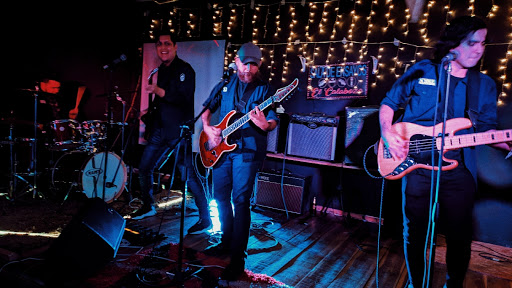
<box><xmin>118</xmin><ymin>205</ymin><xmax>512</xmax><ymax>288</ymax></box>
<box><xmin>364</xmin><ymin>238</ymin><xmax>407</xmax><ymax>288</ymax></box>
<box><xmin>269</xmin><ymin>220</ymin><xmax>352</xmax><ymax>286</ymax></box>
<box><xmin>293</xmin><ymin>223</ymin><xmax>363</xmax><ymax>288</ymax></box>
<box><xmin>248</xmin><ymin>214</ymin><xmax>335</xmax><ymax>276</ymax></box>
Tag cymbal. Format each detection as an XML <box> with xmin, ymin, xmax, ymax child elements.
<box><xmin>108</xmin><ymin>121</ymin><xmax>128</xmax><ymax>126</ymax></box>
<box><xmin>17</xmin><ymin>88</ymin><xmax>38</xmax><ymax>92</ymax></box>
<box><xmin>0</xmin><ymin>118</ymin><xmax>38</xmax><ymax>126</ymax></box>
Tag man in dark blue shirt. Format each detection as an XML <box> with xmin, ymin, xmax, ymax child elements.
<box><xmin>379</xmin><ymin>16</ymin><xmax>512</xmax><ymax>288</ymax></box>
<box><xmin>201</xmin><ymin>42</ymin><xmax>278</xmax><ymax>280</ymax></box>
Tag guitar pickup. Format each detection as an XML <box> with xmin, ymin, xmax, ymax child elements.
<box><xmin>383</xmin><ymin>146</ymin><xmax>392</xmax><ymax>159</ymax></box>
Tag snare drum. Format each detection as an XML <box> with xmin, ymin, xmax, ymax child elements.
<box><xmin>47</xmin><ymin>119</ymin><xmax>81</xmax><ymax>151</ymax></box>
<box><xmin>51</xmin><ymin>151</ymin><xmax>127</xmax><ymax>203</ymax></box>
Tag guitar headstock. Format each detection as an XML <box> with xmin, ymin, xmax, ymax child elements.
<box><xmin>273</xmin><ymin>78</ymin><xmax>299</xmax><ymax>103</ymax></box>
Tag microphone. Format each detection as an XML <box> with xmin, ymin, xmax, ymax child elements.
<box><xmin>103</xmin><ymin>54</ymin><xmax>127</xmax><ymax>70</ymax></box>
<box><xmin>228</xmin><ymin>62</ymin><xmax>237</xmax><ymax>72</ymax></box>
<box><xmin>441</xmin><ymin>51</ymin><xmax>459</xmax><ymax>62</ymax></box>
<box><xmin>223</xmin><ymin>63</ymin><xmax>237</xmax><ymax>79</ymax></box>
<box><xmin>148</xmin><ymin>67</ymin><xmax>159</xmax><ymax>80</ymax></box>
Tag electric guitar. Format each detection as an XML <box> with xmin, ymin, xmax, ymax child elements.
<box><xmin>140</xmin><ymin>100</ymin><xmax>156</xmax><ymax>141</ymax></box>
<box><xmin>199</xmin><ymin>78</ymin><xmax>299</xmax><ymax>168</ymax></box>
<box><xmin>377</xmin><ymin>118</ymin><xmax>512</xmax><ymax>180</ymax></box>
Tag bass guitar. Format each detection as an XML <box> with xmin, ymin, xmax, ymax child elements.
<box><xmin>141</xmin><ymin>68</ymin><xmax>159</xmax><ymax>140</ymax></box>
<box><xmin>199</xmin><ymin>78</ymin><xmax>299</xmax><ymax>168</ymax></box>
<box><xmin>377</xmin><ymin>118</ymin><xmax>512</xmax><ymax>180</ymax></box>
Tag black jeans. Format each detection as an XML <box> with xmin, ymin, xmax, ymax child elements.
<box><xmin>138</xmin><ymin>128</ymin><xmax>209</xmax><ymax>220</ymax></box>
<box><xmin>212</xmin><ymin>151</ymin><xmax>262</xmax><ymax>261</ymax></box>
<box><xmin>402</xmin><ymin>167</ymin><xmax>475</xmax><ymax>288</ymax></box>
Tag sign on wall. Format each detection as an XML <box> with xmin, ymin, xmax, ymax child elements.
<box><xmin>307</xmin><ymin>62</ymin><xmax>369</xmax><ymax>100</ymax></box>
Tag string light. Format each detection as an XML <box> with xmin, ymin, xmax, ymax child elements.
<box><xmin>152</xmin><ymin>1</ymin><xmax>510</xmax><ymax>106</ymax></box>
<box><xmin>497</xmin><ymin>6</ymin><xmax>512</xmax><ymax>106</ymax></box>
<box><xmin>327</xmin><ymin>5</ymin><xmax>342</xmax><ymax>65</ymax></box>
<box><xmin>469</xmin><ymin>0</ymin><xmax>475</xmax><ymax>16</ymax></box>
<box><xmin>212</xmin><ymin>4</ymin><xmax>223</xmax><ymax>36</ymax></box>
<box><xmin>358</xmin><ymin>0</ymin><xmax>377</xmax><ymax>63</ymax></box>
<box><xmin>282</xmin><ymin>4</ymin><xmax>299</xmax><ymax>82</ymax></box>
<box><xmin>306</xmin><ymin>2</ymin><xmax>317</xmax><ymax>66</ymax></box>
<box><xmin>343</xmin><ymin>1</ymin><xmax>358</xmax><ymax>62</ymax></box>
<box><xmin>252</xmin><ymin>6</ymin><xmax>260</xmax><ymax>43</ymax></box>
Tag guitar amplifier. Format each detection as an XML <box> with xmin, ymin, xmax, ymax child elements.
<box><xmin>344</xmin><ymin>106</ymin><xmax>380</xmax><ymax>167</ymax></box>
<box><xmin>286</xmin><ymin>113</ymin><xmax>339</xmax><ymax>161</ymax></box>
<box><xmin>267</xmin><ymin>113</ymin><xmax>289</xmax><ymax>153</ymax></box>
<box><xmin>254</xmin><ymin>172</ymin><xmax>308</xmax><ymax>214</ymax></box>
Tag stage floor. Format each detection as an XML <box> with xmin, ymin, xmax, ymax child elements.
<box><xmin>1</xmin><ymin>188</ymin><xmax>511</xmax><ymax>288</ymax></box>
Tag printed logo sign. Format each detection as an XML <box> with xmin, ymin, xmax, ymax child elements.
<box><xmin>307</xmin><ymin>62</ymin><xmax>369</xmax><ymax>100</ymax></box>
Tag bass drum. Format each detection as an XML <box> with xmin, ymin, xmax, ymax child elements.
<box><xmin>51</xmin><ymin>151</ymin><xmax>127</xmax><ymax>203</ymax></box>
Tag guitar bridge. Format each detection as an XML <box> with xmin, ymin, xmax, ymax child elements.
<box><xmin>391</xmin><ymin>156</ymin><xmax>416</xmax><ymax>176</ymax></box>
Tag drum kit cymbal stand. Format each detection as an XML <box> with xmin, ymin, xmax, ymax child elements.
<box><xmin>2</xmin><ymin>89</ymin><xmax>42</xmax><ymax>201</ymax></box>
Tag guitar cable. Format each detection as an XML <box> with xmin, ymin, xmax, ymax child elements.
<box><xmin>423</xmin><ymin>62</ymin><xmax>447</xmax><ymax>288</ymax></box>
<box><xmin>363</xmin><ymin>144</ymin><xmax>386</xmax><ymax>288</ymax></box>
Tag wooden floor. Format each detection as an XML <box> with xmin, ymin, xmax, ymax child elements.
<box><xmin>123</xmin><ymin>197</ymin><xmax>512</xmax><ymax>288</ymax></box>
<box><xmin>1</xmin><ymin>190</ymin><xmax>511</xmax><ymax>288</ymax></box>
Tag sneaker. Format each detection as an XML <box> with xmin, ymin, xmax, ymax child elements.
<box><xmin>131</xmin><ymin>206</ymin><xmax>157</xmax><ymax>220</ymax></box>
<box><xmin>203</xmin><ymin>241</ymin><xmax>230</xmax><ymax>257</ymax></box>
<box><xmin>221</xmin><ymin>258</ymin><xmax>245</xmax><ymax>280</ymax></box>
<box><xmin>187</xmin><ymin>218</ymin><xmax>213</xmax><ymax>235</ymax></box>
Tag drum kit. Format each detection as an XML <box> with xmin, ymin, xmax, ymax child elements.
<box><xmin>2</xmin><ymin>115</ymin><xmax>128</xmax><ymax>203</ymax></box>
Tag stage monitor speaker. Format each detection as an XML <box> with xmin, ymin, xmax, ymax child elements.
<box><xmin>254</xmin><ymin>172</ymin><xmax>308</xmax><ymax>214</ymax></box>
<box><xmin>45</xmin><ymin>197</ymin><xmax>126</xmax><ymax>279</ymax></box>
<box><xmin>286</xmin><ymin>113</ymin><xmax>339</xmax><ymax>161</ymax></box>
<box><xmin>267</xmin><ymin>113</ymin><xmax>289</xmax><ymax>154</ymax></box>
<box><xmin>344</xmin><ymin>106</ymin><xmax>380</xmax><ymax>167</ymax></box>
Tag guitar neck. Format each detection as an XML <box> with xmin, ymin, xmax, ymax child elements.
<box><xmin>222</xmin><ymin>97</ymin><xmax>273</xmax><ymax>138</ymax></box>
<box><xmin>440</xmin><ymin>129</ymin><xmax>512</xmax><ymax>150</ymax></box>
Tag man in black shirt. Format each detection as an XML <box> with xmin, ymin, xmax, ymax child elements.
<box><xmin>133</xmin><ymin>31</ymin><xmax>211</xmax><ymax>235</ymax></box>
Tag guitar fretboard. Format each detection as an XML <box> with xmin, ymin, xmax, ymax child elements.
<box><xmin>438</xmin><ymin>129</ymin><xmax>512</xmax><ymax>149</ymax></box>
<box><xmin>221</xmin><ymin>79</ymin><xmax>297</xmax><ymax>138</ymax></box>
<box><xmin>221</xmin><ymin>97</ymin><xmax>274</xmax><ymax>138</ymax></box>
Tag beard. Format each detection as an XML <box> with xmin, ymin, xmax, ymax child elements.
<box><xmin>238</xmin><ymin>71</ymin><xmax>258</xmax><ymax>83</ymax></box>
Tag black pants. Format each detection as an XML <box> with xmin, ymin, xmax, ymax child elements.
<box><xmin>402</xmin><ymin>166</ymin><xmax>475</xmax><ymax>288</ymax></box>
<box><xmin>138</xmin><ymin>128</ymin><xmax>210</xmax><ymax>220</ymax></box>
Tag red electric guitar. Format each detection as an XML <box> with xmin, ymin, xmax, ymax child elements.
<box><xmin>377</xmin><ymin>118</ymin><xmax>512</xmax><ymax>180</ymax></box>
<box><xmin>199</xmin><ymin>78</ymin><xmax>299</xmax><ymax>168</ymax></box>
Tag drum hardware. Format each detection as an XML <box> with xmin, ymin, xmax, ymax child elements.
<box><xmin>3</xmin><ymin>119</ymin><xmax>38</xmax><ymax>200</ymax></box>
<box><xmin>51</xmin><ymin>151</ymin><xmax>127</xmax><ymax>204</ymax></box>
<box><xmin>46</xmin><ymin>119</ymin><xmax>82</xmax><ymax>151</ymax></box>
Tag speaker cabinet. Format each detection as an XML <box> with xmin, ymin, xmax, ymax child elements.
<box><xmin>254</xmin><ymin>172</ymin><xmax>308</xmax><ymax>214</ymax></box>
<box><xmin>344</xmin><ymin>106</ymin><xmax>380</xmax><ymax>167</ymax></box>
<box><xmin>267</xmin><ymin>113</ymin><xmax>289</xmax><ymax>153</ymax></box>
<box><xmin>45</xmin><ymin>197</ymin><xmax>126</xmax><ymax>279</ymax></box>
<box><xmin>286</xmin><ymin>113</ymin><xmax>339</xmax><ymax>161</ymax></box>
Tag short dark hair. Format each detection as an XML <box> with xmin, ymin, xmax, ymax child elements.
<box><xmin>154</xmin><ymin>30</ymin><xmax>179</xmax><ymax>45</ymax></box>
<box><xmin>433</xmin><ymin>15</ymin><xmax>487</xmax><ymax>62</ymax></box>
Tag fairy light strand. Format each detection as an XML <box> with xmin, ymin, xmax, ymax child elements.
<box><xmin>150</xmin><ymin>0</ymin><xmax>511</xmax><ymax>107</ymax></box>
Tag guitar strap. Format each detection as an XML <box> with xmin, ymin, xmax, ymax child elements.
<box><xmin>235</xmin><ymin>82</ymin><xmax>257</xmax><ymax>113</ymax></box>
<box><xmin>466</xmin><ymin>69</ymin><xmax>480</xmax><ymax>130</ymax></box>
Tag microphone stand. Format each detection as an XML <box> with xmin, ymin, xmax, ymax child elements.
<box><xmin>101</xmin><ymin>69</ymin><xmax>115</xmax><ymax>202</ymax></box>
<box><xmin>163</xmin><ymin>74</ymin><xmax>232</xmax><ymax>286</ymax></box>
<box><xmin>32</xmin><ymin>89</ymin><xmax>38</xmax><ymax>198</ymax></box>
<box><xmin>425</xmin><ymin>60</ymin><xmax>453</xmax><ymax>288</ymax></box>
